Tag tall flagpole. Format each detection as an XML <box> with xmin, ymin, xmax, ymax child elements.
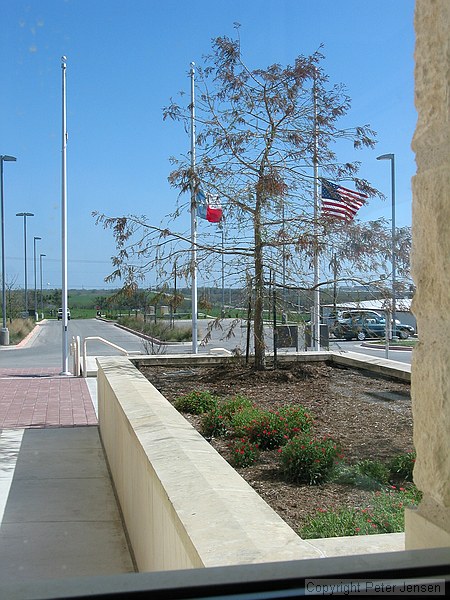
<box><xmin>190</xmin><ymin>62</ymin><xmax>198</xmax><ymax>354</ymax></box>
<box><xmin>312</xmin><ymin>69</ymin><xmax>321</xmax><ymax>351</ymax></box>
<box><xmin>61</xmin><ymin>56</ymin><xmax>70</xmax><ymax>374</ymax></box>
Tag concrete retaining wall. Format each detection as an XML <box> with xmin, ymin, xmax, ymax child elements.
<box><xmin>97</xmin><ymin>356</ymin><xmax>323</xmax><ymax>572</ymax></box>
<box><xmin>131</xmin><ymin>351</ymin><xmax>411</xmax><ymax>382</ymax></box>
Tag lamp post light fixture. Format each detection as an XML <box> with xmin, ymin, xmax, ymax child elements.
<box><xmin>39</xmin><ymin>253</ymin><xmax>46</xmax><ymax>318</ymax></box>
<box><xmin>376</xmin><ymin>153</ymin><xmax>396</xmax><ymax>339</ymax></box>
<box><xmin>33</xmin><ymin>236</ymin><xmax>42</xmax><ymax>319</ymax></box>
<box><xmin>1</xmin><ymin>155</ymin><xmax>17</xmax><ymax>345</ymax></box>
<box><xmin>16</xmin><ymin>211</ymin><xmax>34</xmax><ymax>314</ymax></box>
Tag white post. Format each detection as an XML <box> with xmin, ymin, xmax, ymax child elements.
<box><xmin>40</xmin><ymin>253</ymin><xmax>46</xmax><ymax>319</ymax></box>
<box><xmin>190</xmin><ymin>62</ymin><xmax>198</xmax><ymax>354</ymax></box>
<box><xmin>61</xmin><ymin>56</ymin><xmax>70</xmax><ymax>375</ymax></box>
<box><xmin>312</xmin><ymin>71</ymin><xmax>321</xmax><ymax>351</ymax></box>
<box><xmin>33</xmin><ymin>236</ymin><xmax>41</xmax><ymax>319</ymax></box>
<box><xmin>384</xmin><ymin>308</ymin><xmax>390</xmax><ymax>359</ymax></box>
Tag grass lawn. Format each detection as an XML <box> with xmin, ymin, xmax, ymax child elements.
<box><xmin>368</xmin><ymin>338</ymin><xmax>418</xmax><ymax>347</ymax></box>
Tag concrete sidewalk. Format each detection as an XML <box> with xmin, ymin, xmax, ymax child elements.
<box><xmin>0</xmin><ymin>368</ymin><xmax>135</xmax><ymax>584</ymax></box>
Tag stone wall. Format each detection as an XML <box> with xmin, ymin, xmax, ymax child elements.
<box><xmin>406</xmin><ymin>0</ymin><xmax>450</xmax><ymax>548</ymax></box>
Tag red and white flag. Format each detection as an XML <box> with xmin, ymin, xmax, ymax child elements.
<box><xmin>196</xmin><ymin>189</ymin><xmax>223</xmax><ymax>223</ymax></box>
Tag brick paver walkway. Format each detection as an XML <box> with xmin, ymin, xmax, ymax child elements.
<box><xmin>0</xmin><ymin>368</ymin><xmax>97</xmax><ymax>428</ymax></box>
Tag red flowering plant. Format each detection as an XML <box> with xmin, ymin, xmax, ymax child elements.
<box><xmin>230</xmin><ymin>438</ymin><xmax>260</xmax><ymax>468</ymax></box>
<box><xmin>230</xmin><ymin>408</ymin><xmax>286</xmax><ymax>449</ymax></box>
<box><xmin>200</xmin><ymin>405</ymin><xmax>229</xmax><ymax>438</ymax></box>
<box><xmin>279</xmin><ymin>433</ymin><xmax>341</xmax><ymax>485</ymax></box>
<box><xmin>200</xmin><ymin>395</ymin><xmax>254</xmax><ymax>439</ymax></box>
<box><xmin>277</xmin><ymin>405</ymin><xmax>314</xmax><ymax>438</ymax></box>
<box><xmin>230</xmin><ymin>405</ymin><xmax>315</xmax><ymax>450</ymax></box>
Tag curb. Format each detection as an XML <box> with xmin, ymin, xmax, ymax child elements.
<box><xmin>361</xmin><ymin>341</ymin><xmax>415</xmax><ymax>351</ymax></box>
<box><xmin>11</xmin><ymin>320</ymin><xmax>47</xmax><ymax>349</ymax></box>
<box><xmin>113</xmin><ymin>322</ymin><xmax>166</xmax><ymax>346</ymax></box>
<box><xmin>112</xmin><ymin>320</ymin><xmax>193</xmax><ymax>348</ymax></box>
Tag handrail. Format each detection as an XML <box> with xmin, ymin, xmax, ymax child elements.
<box><xmin>82</xmin><ymin>336</ymin><xmax>132</xmax><ymax>377</ymax></box>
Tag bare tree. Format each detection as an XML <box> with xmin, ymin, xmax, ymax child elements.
<box><xmin>5</xmin><ymin>275</ymin><xmax>22</xmax><ymax>321</ymax></box>
<box><xmin>95</xmin><ymin>29</ymin><xmax>411</xmax><ymax>370</ymax></box>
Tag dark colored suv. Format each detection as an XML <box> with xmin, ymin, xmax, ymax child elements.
<box><xmin>330</xmin><ymin>310</ymin><xmax>414</xmax><ymax>341</ymax></box>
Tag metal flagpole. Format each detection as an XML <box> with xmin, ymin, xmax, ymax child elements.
<box><xmin>312</xmin><ymin>70</ymin><xmax>321</xmax><ymax>351</ymax></box>
<box><xmin>220</xmin><ymin>218</ymin><xmax>225</xmax><ymax>317</ymax></box>
<box><xmin>61</xmin><ymin>56</ymin><xmax>70</xmax><ymax>374</ymax></box>
<box><xmin>190</xmin><ymin>62</ymin><xmax>198</xmax><ymax>354</ymax></box>
<box><xmin>282</xmin><ymin>200</ymin><xmax>286</xmax><ymax>310</ymax></box>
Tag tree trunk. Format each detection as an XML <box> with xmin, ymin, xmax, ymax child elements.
<box><xmin>253</xmin><ymin>193</ymin><xmax>266</xmax><ymax>370</ymax></box>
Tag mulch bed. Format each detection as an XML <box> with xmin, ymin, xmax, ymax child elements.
<box><xmin>140</xmin><ymin>362</ymin><xmax>413</xmax><ymax>534</ymax></box>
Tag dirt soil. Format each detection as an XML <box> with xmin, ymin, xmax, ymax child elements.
<box><xmin>140</xmin><ymin>362</ymin><xmax>413</xmax><ymax>534</ymax></box>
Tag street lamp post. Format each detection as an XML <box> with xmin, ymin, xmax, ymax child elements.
<box><xmin>39</xmin><ymin>254</ymin><xmax>46</xmax><ymax>318</ymax></box>
<box><xmin>376</xmin><ymin>153</ymin><xmax>396</xmax><ymax>338</ymax></box>
<box><xmin>33</xmin><ymin>236</ymin><xmax>42</xmax><ymax>319</ymax></box>
<box><xmin>1</xmin><ymin>155</ymin><xmax>16</xmax><ymax>345</ymax></box>
<box><xmin>16</xmin><ymin>212</ymin><xmax>34</xmax><ymax>314</ymax></box>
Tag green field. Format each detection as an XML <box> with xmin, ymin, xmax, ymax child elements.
<box><xmin>39</xmin><ymin>288</ymin><xmax>313</xmax><ymax>322</ymax></box>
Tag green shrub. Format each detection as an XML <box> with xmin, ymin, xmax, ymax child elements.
<box><xmin>356</xmin><ymin>459</ymin><xmax>390</xmax><ymax>485</ymax></box>
<box><xmin>332</xmin><ymin>455</ymin><xmax>415</xmax><ymax>490</ymax></box>
<box><xmin>230</xmin><ymin>438</ymin><xmax>260</xmax><ymax>468</ymax></box>
<box><xmin>220</xmin><ymin>395</ymin><xmax>254</xmax><ymax>420</ymax></box>
<box><xmin>301</xmin><ymin>505</ymin><xmax>368</xmax><ymax>539</ymax></box>
<box><xmin>300</xmin><ymin>484</ymin><xmax>422</xmax><ymax>539</ymax></box>
<box><xmin>117</xmin><ymin>316</ymin><xmax>191</xmax><ymax>342</ymax></box>
<box><xmin>174</xmin><ymin>390</ymin><xmax>218</xmax><ymax>415</ymax></box>
<box><xmin>280</xmin><ymin>434</ymin><xmax>340</xmax><ymax>485</ymax></box>
<box><xmin>388</xmin><ymin>451</ymin><xmax>416</xmax><ymax>482</ymax></box>
<box><xmin>330</xmin><ymin>462</ymin><xmax>385</xmax><ymax>491</ymax></box>
<box><xmin>229</xmin><ymin>406</ymin><xmax>262</xmax><ymax>437</ymax></box>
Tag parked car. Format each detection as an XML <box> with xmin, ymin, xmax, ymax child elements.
<box><xmin>57</xmin><ymin>307</ymin><xmax>71</xmax><ymax>320</ymax></box>
<box><xmin>330</xmin><ymin>310</ymin><xmax>414</xmax><ymax>341</ymax></box>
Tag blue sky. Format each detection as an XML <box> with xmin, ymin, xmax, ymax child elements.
<box><xmin>1</xmin><ymin>0</ymin><xmax>416</xmax><ymax>290</ymax></box>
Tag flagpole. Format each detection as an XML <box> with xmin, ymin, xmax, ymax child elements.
<box><xmin>312</xmin><ymin>70</ymin><xmax>321</xmax><ymax>351</ymax></box>
<box><xmin>61</xmin><ymin>56</ymin><xmax>70</xmax><ymax>374</ymax></box>
<box><xmin>190</xmin><ymin>62</ymin><xmax>198</xmax><ymax>354</ymax></box>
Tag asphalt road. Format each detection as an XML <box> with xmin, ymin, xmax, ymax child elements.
<box><xmin>0</xmin><ymin>318</ymin><xmax>413</xmax><ymax>370</ymax></box>
<box><xmin>329</xmin><ymin>339</ymin><xmax>413</xmax><ymax>365</ymax></box>
<box><xmin>0</xmin><ymin>319</ymin><xmax>145</xmax><ymax>369</ymax></box>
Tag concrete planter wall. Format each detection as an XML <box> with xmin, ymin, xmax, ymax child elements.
<box><xmin>97</xmin><ymin>356</ymin><xmax>323</xmax><ymax>572</ymax></box>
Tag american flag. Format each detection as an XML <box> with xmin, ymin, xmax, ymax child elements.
<box><xmin>321</xmin><ymin>179</ymin><xmax>368</xmax><ymax>221</ymax></box>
